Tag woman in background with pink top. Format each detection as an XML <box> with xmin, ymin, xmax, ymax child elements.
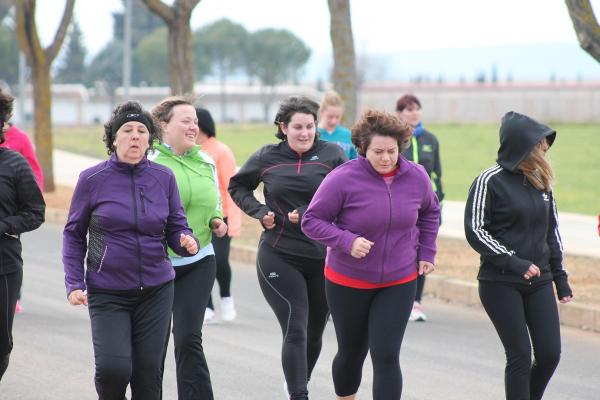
<box><xmin>196</xmin><ymin>107</ymin><xmax>242</xmax><ymax>323</ymax></box>
<box><xmin>0</xmin><ymin>124</ymin><xmax>44</xmax><ymax>189</ymax></box>
<box><xmin>302</xmin><ymin>109</ymin><xmax>440</xmax><ymax>400</ymax></box>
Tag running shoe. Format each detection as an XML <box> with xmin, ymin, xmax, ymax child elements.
<box><xmin>204</xmin><ymin>307</ymin><xmax>217</xmax><ymax>325</ymax></box>
<box><xmin>220</xmin><ymin>296</ymin><xmax>237</xmax><ymax>322</ymax></box>
<box><xmin>15</xmin><ymin>300</ymin><xmax>23</xmax><ymax>314</ymax></box>
<box><xmin>409</xmin><ymin>301</ymin><xmax>427</xmax><ymax>322</ymax></box>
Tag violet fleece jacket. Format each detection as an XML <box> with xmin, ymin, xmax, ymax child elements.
<box><xmin>301</xmin><ymin>156</ymin><xmax>440</xmax><ymax>284</ymax></box>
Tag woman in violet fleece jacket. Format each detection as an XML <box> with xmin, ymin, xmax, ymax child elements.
<box><xmin>301</xmin><ymin>109</ymin><xmax>440</xmax><ymax>400</ymax></box>
<box><xmin>63</xmin><ymin>101</ymin><xmax>198</xmax><ymax>400</ymax></box>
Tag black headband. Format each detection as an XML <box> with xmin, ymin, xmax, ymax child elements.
<box><xmin>112</xmin><ymin>112</ymin><xmax>153</xmax><ymax>135</ymax></box>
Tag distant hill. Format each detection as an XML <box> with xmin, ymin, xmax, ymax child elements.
<box><xmin>304</xmin><ymin>42</ymin><xmax>600</xmax><ymax>84</ymax></box>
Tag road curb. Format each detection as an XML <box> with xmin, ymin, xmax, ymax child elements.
<box><xmin>228</xmin><ymin>242</ymin><xmax>600</xmax><ymax>335</ymax></box>
<box><xmin>44</xmin><ymin>208</ymin><xmax>600</xmax><ymax>335</ymax></box>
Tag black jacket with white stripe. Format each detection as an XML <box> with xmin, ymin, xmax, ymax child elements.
<box><xmin>464</xmin><ymin>112</ymin><xmax>571</xmax><ymax>299</ymax></box>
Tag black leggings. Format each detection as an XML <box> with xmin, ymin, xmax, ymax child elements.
<box><xmin>479</xmin><ymin>280</ymin><xmax>561</xmax><ymax>400</ymax></box>
<box><xmin>87</xmin><ymin>280</ymin><xmax>174</xmax><ymax>400</ymax></box>
<box><xmin>0</xmin><ymin>269</ymin><xmax>23</xmax><ymax>381</ymax></box>
<box><xmin>168</xmin><ymin>256</ymin><xmax>216</xmax><ymax>400</ymax></box>
<box><xmin>325</xmin><ymin>278</ymin><xmax>416</xmax><ymax>399</ymax></box>
<box><xmin>256</xmin><ymin>242</ymin><xmax>329</xmax><ymax>400</ymax></box>
<box><xmin>207</xmin><ymin>231</ymin><xmax>232</xmax><ymax>310</ymax></box>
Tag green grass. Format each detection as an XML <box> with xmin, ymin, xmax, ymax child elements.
<box><xmin>54</xmin><ymin>122</ymin><xmax>599</xmax><ymax>215</ymax></box>
<box><xmin>428</xmin><ymin>123</ymin><xmax>600</xmax><ymax>215</ymax></box>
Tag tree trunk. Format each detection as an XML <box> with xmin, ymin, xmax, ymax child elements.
<box><xmin>31</xmin><ymin>63</ymin><xmax>55</xmax><ymax>191</ymax></box>
<box><xmin>219</xmin><ymin>64</ymin><xmax>227</xmax><ymax>121</ymax></box>
<box><xmin>167</xmin><ymin>20</ymin><xmax>195</xmax><ymax>94</ymax></box>
<box><xmin>141</xmin><ymin>0</ymin><xmax>199</xmax><ymax>95</ymax></box>
<box><xmin>14</xmin><ymin>0</ymin><xmax>75</xmax><ymax>192</ymax></box>
<box><xmin>327</xmin><ymin>0</ymin><xmax>357</xmax><ymax>125</ymax></box>
<box><xmin>565</xmin><ymin>0</ymin><xmax>600</xmax><ymax>63</ymax></box>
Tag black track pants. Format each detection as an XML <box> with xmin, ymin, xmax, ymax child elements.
<box><xmin>325</xmin><ymin>278</ymin><xmax>416</xmax><ymax>399</ymax></box>
<box><xmin>479</xmin><ymin>280</ymin><xmax>561</xmax><ymax>400</ymax></box>
<box><xmin>256</xmin><ymin>242</ymin><xmax>329</xmax><ymax>400</ymax></box>
<box><xmin>208</xmin><ymin>231</ymin><xmax>232</xmax><ymax>309</ymax></box>
<box><xmin>88</xmin><ymin>280</ymin><xmax>174</xmax><ymax>400</ymax></box>
<box><xmin>0</xmin><ymin>269</ymin><xmax>22</xmax><ymax>381</ymax></box>
<box><xmin>168</xmin><ymin>256</ymin><xmax>216</xmax><ymax>400</ymax></box>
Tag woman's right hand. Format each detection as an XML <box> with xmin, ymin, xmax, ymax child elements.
<box><xmin>524</xmin><ymin>264</ymin><xmax>541</xmax><ymax>280</ymax></box>
<box><xmin>262</xmin><ymin>211</ymin><xmax>276</xmax><ymax>230</ymax></box>
<box><xmin>68</xmin><ymin>289</ymin><xmax>88</xmax><ymax>306</ymax></box>
<box><xmin>350</xmin><ymin>237</ymin><xmax>374</xmax><ymax>259</ymax></box>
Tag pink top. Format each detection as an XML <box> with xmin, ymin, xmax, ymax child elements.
<box><xmin>200</xmin><ymin>137</ymin><xmax>242</xmax><ymax>237</ymax></box>
<box><xmin>1</xmin><ymin>125</ymin><xmax>44</xmax><ymax>190</ymax></box>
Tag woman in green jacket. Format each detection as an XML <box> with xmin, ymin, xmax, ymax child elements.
<box><xmin>150</xmin><ymin>96</ymin><xmax>227</xmax><ymax>400</ymax></box>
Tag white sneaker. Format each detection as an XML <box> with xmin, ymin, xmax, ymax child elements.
<box><xmin>220</xmin><ymin>297</ymin><xmax>237</xmax><ymax>322</ymax></box>
<box><xmin>204</xmin><ymin>307</ymin><xmax>217</xmax><ymax>324</ymax></box>
<box><xmin>409</xmin><ymin>301</ymin><xmax>427</xmax><ymax>322</ymax></box>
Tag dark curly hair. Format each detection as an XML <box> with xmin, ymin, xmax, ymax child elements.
<box><xmin>103</xmin><ymin>101</ymin><xmax>160</xmax><ymax>156</ymax></box>
<box><xmin>273</xmin><ymin>96</ymin><xmax>320</xmax><ymax>140</ymax></box>
<box><xmin>351</xmin><ymin>109</ymin><xmax>413</xmax><ymax>156</ymax></box>
<box><xmin>0</xmin><ymin>88</ymin><xmax>14</xmax><ymax>145</ymax></box>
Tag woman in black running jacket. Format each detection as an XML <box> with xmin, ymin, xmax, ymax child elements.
<box><xmin>0</xmin><ymin>89</ymin><xmax>45</xmax><ymax>381</ymax></box>
<box><xmin>464</xmin><ymin>111</ymin><xmax>572</xmax><ymax>400</ymax></box>
<box><xmin>229</xmin><ymin>96</ymin><xmax>347</xmax><ymax>400</ymax></box>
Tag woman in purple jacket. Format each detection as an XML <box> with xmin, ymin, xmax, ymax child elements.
<box><xmin>63</xmin><ymin>101</ymin><xmax>199</xmax><ymax>400</ymax></box>
<box><xmin>302</xmin><ymin>109</ymin><xmax>440</xmax><ymax>400</ymax></box>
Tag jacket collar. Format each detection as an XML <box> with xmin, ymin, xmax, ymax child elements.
<box><xmin>356</xmin><ymin>154</ymin><xmax>414</xmax><ymax>179</ymax></box>
<box><xmin>109</xmin><ymin>152</ymin><xmax>149</xmax><ymax>173</ymax></box>
<box><xmin>280</xmin><ymin>139</ymin><xmax>320</xmax><ymax>159</ymax></box>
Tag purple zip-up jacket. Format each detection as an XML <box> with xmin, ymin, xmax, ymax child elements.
<box><xmin>301</xmin><ymin>156</ymin><xmax>440</xmax><ymax>283</ymax></box>
<box><xmin>63</xmin><ymin>154</ymin><xmax>196</xmax><ymax>295</ymax></box>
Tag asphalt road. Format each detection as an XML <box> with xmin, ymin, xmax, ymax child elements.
<box><xmin>2</xmin><ymin>223</ymin><xmax>599</xmax><ymax>399</ymax></box>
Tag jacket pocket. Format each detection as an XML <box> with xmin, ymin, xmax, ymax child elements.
<box><xmin>87</xmin><ymin>213</ymin><xmax>107</xmax><ymax>273</ymax></box>
<box><xmin>139</xmin><ymin>186</ymin><xmax>152</xmax><ymax>216</ymax></box>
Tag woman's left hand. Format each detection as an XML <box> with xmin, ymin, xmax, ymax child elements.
<box><xmin>180</xmin><ymin>233</ymin><xmax>199</xmax><ymax>255</ymax></box>
<box><xmin>559</xmin><ymin>296</ymin><xmax>572</xmax><ymax>304</ymax></box>
<box><xmin>288</xmin><ymin>209</ymin><xmax>300</xmax><ymax>224</ymax></box>
<box><xmin>418</xmin><ymin>261</ymin><xmax>435</xmax><ymax>275</ymax></box>
<box><xmin>212</xmin><ymin>219</ymin><xmax>228</xmax><ymax>238</ymax></box>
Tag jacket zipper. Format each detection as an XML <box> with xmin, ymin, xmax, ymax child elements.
<box><xmin>130</xmin><ymin>170</ymin><xmax>144</xmax><ymax>290</ymax></box>
<box><xmin>182</xmin><ymin>162</ymin><xmax>193</xmax><ymax>210</ymax></box>
<box><xmin>381</xmin><ymin>183</ymin><xmax>393</xmax><ymax>283</ymax></box>
<box><xmin>522</xmin><ymin>177</ymin><xmax>537</xmax><ymax>285</ymax></box>
<box><xmin>297</xmin><ymin>157</ymin><xmax>302</xmax><ymax>174</ymax></box>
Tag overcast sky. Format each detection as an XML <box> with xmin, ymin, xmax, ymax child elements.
<box><xmin>35</xmin><ymin>0</ymin><xmax>600</xmax><ymax>57</ymax></box>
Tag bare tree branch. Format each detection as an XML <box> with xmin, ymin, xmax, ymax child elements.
<box><xmin>141</xmin><ymin>0</ymin><xmax>201</xmax><ymax>94</ymax></box>
<box><xmin>565</xmin><ymin>0</ymin><xmax>600</xmax><ymax>63</ymax></box>
<box><xmin>141</xmin><ymin>0</ymin><xmax>175</xmax><ymax>23</ymax></box>
<box><xmin>45</xmin><ymin>0</ymin><xmax>75</xmax><ymax>62</ymax></box>
<box><xmin>14</xmin><ymin>0</ymin><xmax>40</xmax><ymax>63</ymax></box>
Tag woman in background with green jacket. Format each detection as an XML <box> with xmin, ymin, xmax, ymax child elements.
<box><xmin>150</xmin><ymin>96</ymin><xmax>227</xmax><ymax>400</ymax></box>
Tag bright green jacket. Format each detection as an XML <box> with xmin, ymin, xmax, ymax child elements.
<box><xmin>149</xmin><ymin>143</ymin><xmax>222</xmax><ymax>253</ymax></box>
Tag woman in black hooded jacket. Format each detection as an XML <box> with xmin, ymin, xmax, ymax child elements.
<box><xmin>464</xmin><ymin>111</ymin><xmax>572</xmax><ymax>400</ymax></box>
<box><xmin>0</xmin><ymin>89</ymin><xmax>45</xmax><ymax>381</ymax></box>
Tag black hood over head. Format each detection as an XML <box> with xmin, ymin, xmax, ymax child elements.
<box><xmin>496</xmin><ymin>111</ymin><xmax>556</xmax><ymax>172</ymax></box>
